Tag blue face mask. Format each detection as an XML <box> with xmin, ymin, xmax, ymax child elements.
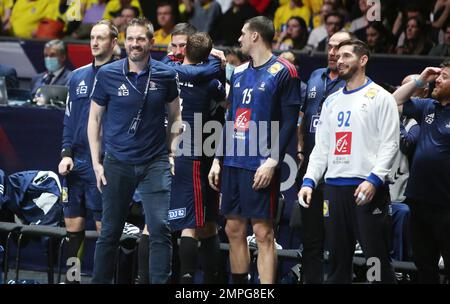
<box><xmin>45</xmin><ymin>57</ymin><xmax>61</xmax><ymax>73</ymax></box>
<box><xmin>225</xmin><ymin>63</ymin><xmax>235</xmax><ymax>82</ymax></box>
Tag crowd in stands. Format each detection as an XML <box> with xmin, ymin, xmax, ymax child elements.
<box><xmin>0</xmin><ymin>0</ymin><xmax>449</xmax><ymax>56</ymax></box>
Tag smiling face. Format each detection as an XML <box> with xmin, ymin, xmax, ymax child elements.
<box><xmin>336</xmin><ymin>44</ymin><xmax>361</xmax><ymax>80</ymax></box>
<box><xmin>432</xmin><ymin>67</ymin><xmax>450</xmax><ymax>101</ymax></box>
<box><xmin>125</xmin><ymin>25</ymin><xmax>153</xmax><ymax>62</ymax></box>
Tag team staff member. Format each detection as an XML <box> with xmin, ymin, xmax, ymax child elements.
<box><xmin>209</xmin><ymin>16</ymin><xmax>301</xmax><ymax>284</ymax></box>
<box><xmin>58</xmin><ymin>19</ymin><xmax>118</xmax><ymax>284</ymax></box>
<box><xmin>168</xmin><ymin>32</ymin><xmax>225</xmax><ymax>284</ymax></box>
<box><xmin>88</xmin><ymin>17</ymin><xmax>181</xmax><ymax>284</ymax></box>
<box><xmin>393</xmin><ymin>63</ymin><xmax>450</xmax><ymax>283</ymax></box>
<box><xmin>296</xmin><ymin>31</ymin><xmax>350</xmax><ymax>284</ymax></box>
<box><xmin>299</xmin><ymin>40</ymin><xmax>398</xmax><ymax>284</ymax></box>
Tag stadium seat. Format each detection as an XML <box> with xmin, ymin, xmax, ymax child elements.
<box><xmin>0</xmin><ymin>221</ymin><xmax>24</xmax><ymax>283</ymax></box>
<box><xmin>15</xmin><ymin>225</ymin><xmax>66</xmax><ymax>284</ymax></box>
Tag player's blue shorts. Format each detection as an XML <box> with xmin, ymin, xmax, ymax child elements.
<box><xmin>220</xmin><ymin>165</ymin><xmax>279</xmax><ymax>220</ymax></box>
<box><xmin>169</xmin><ymin>157</ymin><xmax>219</xmax><ymax>231</ymax></box>
<box><xmin>62</xmin><ymin>156</ymin><xmax>102</xmax><ymax>221</ymax></box>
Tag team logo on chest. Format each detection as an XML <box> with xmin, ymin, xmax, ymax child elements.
<box><xmin>118</xmin><ymin>84</ymin><xmax>129</xmax><ymax>96</ymax></box>
<box><xmin>76</xmin><ymin>80</ymin><xmax>88</xmax><ymax>95</ymax></box>
<box><xmin>425</xmin><ymin>113</ymin><xmax>434</xmax><ymax>124</ymax></box>
<box><xmin>149</xmin><ymin>81</ymin><xmax>158</xmax><ymax>91</ymax></box>
<box><xmin>258</xmin><ymin>82</ymin><xmax>266</xmax><ymax>91</ymax></box>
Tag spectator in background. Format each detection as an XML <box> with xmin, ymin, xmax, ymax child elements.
<box><xmin>213</xmin><ymin>0</ymin><xmax>258</xmax><ymax>46</ymax></box>
<box><xmin>0</xmin><ymin>0</ymin><xmax>13</xmax><ymax>34</ymax></box>
<box><xmin>392</xmin><ymin>4</ymin><xmax>427</xmax><ymax>48</ymax></box>
<box><xmin>396</xmin><ymin>17</ymin><xmax>434</xmax><ymax>56</ymax></box>
<box><xmin>306</xmin><ymin>2</ymin><xmax>332</xmax><ymax>52</ymax></box>
<box><xmin>9</xmin><ymin>0</ymin><xmax>57</xmax><ymax>39</ymax></box>
<box><xmin>274</xmin><ymin>0</ymin><xmax>311</xmax><ymax>34</ymax></box>
<box><xmin>114</xmin><ymin>6</ymin><xmax>139</xmax><ymax>45</ymax></box>
<box><xmin>153</xmin><ymin>2</ymin><xmax>176</xmax><ymax>46</ymax></box>
<box><xmin>274</xmin><ymin>16</ymin><xmax>308</xmax><ymax>51</ymax></box>
<box><xmin>31</xmin><ymin>39</ymin><xmax>72</xmax><ymax>100</ymax></box>
<box><xmin>316</xmin><ymin>11</ymin><xmax>345</xmax><ymax>52</ymax></box>
<box><xmin>182</xmin><ymin>0</ymin><xmax>222</xmax><ymax>34</ymax></box>
<box><xmin>216</xmin><ymin>0</ymin><xmax>233</xmax><ymax>13</ymax></box>
<box><xmin>429</xmin><ymin>23</ymin><xmax>450</xmax><ymax>56</ymax></box>
<box><xmin>348</xmin><ymin>0</ymin><xmax>379</xmax><ymax>42</ymax></box>
<box><xmin>103</xmin><ymin>0</ymin><xmax>142</xmax><ymax>20</ymax></box>
<box><xmin>70</xmin><ymin>0</ymin><xmax>108</xmax><ymax>39</ymax></box>
<box><xmin>0</xmin><ymin>63</ymin><xmax>19</xmax><ymax>89</ymax></box>
<box><xmin>365</xmin><ymin>22</ymin><xmax>394</xmax><ymax>54</ymax></box>
<box><xmin>430</xmin><ymin>0</ymin><xmax>450</xmax><ymax>44</ymax></box>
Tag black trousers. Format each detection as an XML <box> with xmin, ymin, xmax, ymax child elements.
<box><xmin>409</xmin><ymin>201</ymin><xmax>450</xmax><ymax>283</ymax></box>
<box><xmin>324</xmin><ymin>184</ymin><xmax>396</xmax><ymax>284</ymax></box>
<box><xmin>300</xmin><ymin>184</ymin><xmax>325</xmax><ymax>284</ymax></box>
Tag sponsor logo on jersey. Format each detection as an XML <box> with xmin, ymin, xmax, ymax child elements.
<box><xmin>372</xmin><ymin>208</ymin><xmax>382</xmax><ymax>215</ymax></box>
<box><xmin>168</xmin><ymin>208</ymin><xmax>186</xmax><ymax>220</ymax></box>
<box><xmin>334</xmin><ymin>132</ymin><xmax>352</xmax><ymax>155</ymax></box>
<box><xmin>76</xmin><ymin>80</ymin><xmax>88</xmax><ymax>95</ymax></box>
<box><xmin>364</xmin><ymin>88</ymin><xmax>378</xmax><ymax>99</ymax></box>
<box><xmin>323</xmin><ymin>200</ymin><xmax>329</xmax><ymax>217</ymax></box>
<box><xmin>258</xmin><ymin>82</ymin><xmax>266</xmax><ymax>91</ymax></box>
<box><xmin>425</xmin><ymin>113</ymin><xmax>434</xmax><ymax>124</ymax></box>
<box><xmin>61</xmin><ymin>187</ymin><xmax>68</xmax><ymax>203</ymax></box>
<box><xmin>118</xmin><ymin>84</ymin><xmax>129</xmax><ymax>96</ymax></box>
<box><xmin>234</xmin><ymin>108</ymin><xmax>251</xmax><ymax>131</ymax></box>
<box><xmin>149</xmin><ymin>81</ymin><xmax>158</xmax><ymax>90</ymax></box>
<box><xmin>268</xmin><ymin>62</ymin><xmax>283</xmax><ymax>76</ymax></box>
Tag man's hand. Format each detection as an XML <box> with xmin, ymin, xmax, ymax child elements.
<box><xmin>297</xmin><ymin>151</ymin><xmax>305</xmax><ymax>164</ymax></box>
<box><xmin>298</xmin><ymin>187</ymin><xmax>313</xmax><ymax>208</ymax></box>
<box><xmin>169</xmin><ymin>154</ymin><xmax>175</xmax><ymax>175</ymax></box>
<box><xmin>210</xmin><ymin>48</ymin><xmax>226</xmax><ymax>69</ymax></box>
<box><xmin>418</xmin><ymin>67</ymin><xmax>442</xmax><ymax>85</ymax></box>
<box><xmin>253</xmin><ymin>158</ymin><xmax>277</xmax><ymax>190</ymax></box>
<box><xmin>354</xmin><ymin>181</ymin><xmax>376</xmax><ymax>206</ymax></box>
<box><xmin>93</xmin><ymin>162</ymin><xmax>107</xmax><ymax>193</ymax></box>
<box><xmin>58</xmin><ymin>157</ymin><xmax>74</xmax><ymax>176</ymax></box>
<box><xmin>208</xmin><ymin>159</ymin><xmax>222</xmax><ymax>191</ymax></box>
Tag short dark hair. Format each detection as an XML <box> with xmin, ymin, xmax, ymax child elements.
<box><xmin>224</xmin><ymin>47</ymin><xmax>250</xmax><ymax>63</ymax></box>
<box><xmin>172</xmin><ymin>23</ymin><xmax>197</xmax><ymax>37</ymax></box>
<box><xmin>338</xmin><ymin>39</ymin><xmax>370</xmax><ymax>59</ymax></box>
<box><xmin>440</xmin><ymin>59</ymin><xmax>450</xmax><ymax>68</ymax></box>
<box><xmin>157</xmin><ymin>1</ymin><xmax>173</xmax><ymax>11</ymax></box>
<box><xmin>121</xmin><ymin>6</ymin><xmax>140</xmax><ymax>18</ymax></box>
<box><xmin>324</xmin><ymin>11</ymin><xmax>344</xmax><ymax>27</ymax></box>
<box><xmin>94</xmin><ymin>19</ymin><xmax>119</xmax><ymax>39</ymax></box>
<box><xmin>245</xmin><ymin>16</ymin><xmax>275</xmax><ymax>45</ymax></box>
<box><xmin>126</xmin><ymin>17</ymin><xmax>154</xmax><ymax>40</ymax></box>
<box><xmin>186</xmin><ymin>32</ymin><xmax>213</xmax><ymax>63</ymax></box>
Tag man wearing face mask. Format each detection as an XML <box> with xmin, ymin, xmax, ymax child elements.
<box><xmin>31</xmin><ymin>39</ymin><xmax>72</xmax><ymax>103</ymax></box>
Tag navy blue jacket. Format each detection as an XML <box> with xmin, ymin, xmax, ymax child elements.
<box><xmin>62</xmin><ymin>61</ymin><xmax>112</xmax><ymax>158</ymax></box>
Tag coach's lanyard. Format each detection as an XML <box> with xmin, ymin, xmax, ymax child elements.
<box><xmin>123</xmin><ymin>59</ymin><xmax>152</xmax><ymax>135</ymax></box>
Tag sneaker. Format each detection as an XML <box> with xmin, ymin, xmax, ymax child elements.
<box><xmin>123</xmin><ymin>222</ymin><xmax>140</xmax><ymax>235</ymax></box>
